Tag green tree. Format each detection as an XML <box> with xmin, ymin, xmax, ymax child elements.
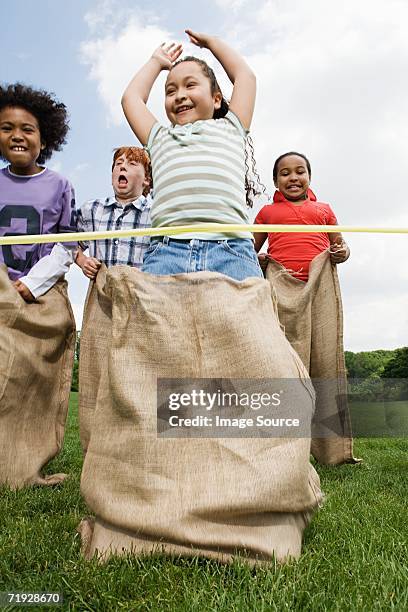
<box><xmin>381</xmin><ymin>347</ymin><xmax>408</xmax><ymax>379</ymax></box>
<box><xmin>345</xmin><ymin>349</ymin><xmax>394</xmax><ymax>379</ymax></box>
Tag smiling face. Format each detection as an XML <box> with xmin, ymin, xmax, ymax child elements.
<box><xmin>274</xmin><ymin>154</ymin><xmax>311</xmax><ymax>202</ymax></box>
<box><xmin>165</xmin><ymin>61</ymin><xmax>222</xmax><ymax>126</ymax></box>
<box><xmin>111</xmin><ymin>154</ymin><xmax>149</xmax><ymax>203</ymax></box>
<box><xmin>0</xmin><ymin>106</ymin><xmax>45</xmax><ymax>175</ymax></box>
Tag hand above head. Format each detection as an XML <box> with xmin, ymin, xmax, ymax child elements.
<box><xmin>185</xmin><ymin>29</ymin><xmax>213</xmax><ymax>49</ymax></box>
<box><xmin>13</xmin><ymin>280</ymin><xmax>35</xmax><ymax>302</ymax></box>
<box><xmin>152</xmin><ymin>42</ymin><xmax>183</xmax><ymax>70</ymax></box>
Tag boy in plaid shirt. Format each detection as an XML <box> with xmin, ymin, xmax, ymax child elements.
<box><xmin>76</xmin><ymin>146</ymin><xmax>152</xmax><ymax>278</ymax></box>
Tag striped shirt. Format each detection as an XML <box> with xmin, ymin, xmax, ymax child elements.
<box><xmin>147</xmin><ymin>111</ymin><xmax>251</xmax><ymax>240</ymax></box>
<box><xmin>76</xmin><ymin>194</ymin><xmax>152</xmax><ymax>268</ymax></box>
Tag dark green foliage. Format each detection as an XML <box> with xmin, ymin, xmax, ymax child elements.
<box><xmin>71</xmin><ymin>360</ymin><xmax>79</xmax><ymax>393</ymax></box>
<box><xmin>75</xmin><ymin>331</ymin><xmax>80</xmax><ymax>361</ymax></box>
<box><xmin>346</xmin><ymin>348</ymin><xmax>408</xmax><ymax>401</ymax></box>
<box><xmin>381</xmin><ymin>347</ymin><xmax>408</xmax><ymax>379</ymax></box>
<box><xmin>0</xmin><ymin>394</ymin><xmax>407</xmax><ymax>611</ymax></box>
<box><xmin>345</xmin><ymin>349</ymin><xmax>395</xmax><ymax>379</ymax></box>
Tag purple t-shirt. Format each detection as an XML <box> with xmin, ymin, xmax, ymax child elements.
<box><xmin>0</xmin><ymin>167</ymin><xmax>76</xmax><ymax>280</ymax></box>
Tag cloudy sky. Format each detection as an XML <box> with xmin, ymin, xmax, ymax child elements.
<box><xmin>2</xmin><ymin>0</ymin><xmax>408</xmax><ymax>351</ymax></box>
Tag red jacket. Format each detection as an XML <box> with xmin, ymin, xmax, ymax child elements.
<box><xmin>255</xmin><ymin>190</ymin><xmax>337</xmax><ymax>281</ymax></box>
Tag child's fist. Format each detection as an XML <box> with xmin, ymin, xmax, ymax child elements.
<box><xmin>75</xmin><ymin>249</ymin><xmax>101</xmax><ymax>280</ymax></box>
<box><xmin>81</xmin><ymin>256</ymin><xmax>101</xmax><ymax>280</ymax></box>
<box><xmin>13</xmin><ymin>280</ymin><xmax>35</xmax><ymax>302</ymax></box>
<box><xmin>257</xmin><ymin>252</ymin><xmax>269</xmax><ymax>273</ymax></box>
<box><xmin>152</xmin><ymin>43</ymin><xmax>183</xmax><ymax>70</ymax></box>
<box><xmin>329</xmin><ymin>240</ymin><xmax>350</xmax><ymax>264</ymax></box>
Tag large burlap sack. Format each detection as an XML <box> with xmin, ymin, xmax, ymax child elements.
<box><xmin>78</xmin><ymin>265</ymin><xmax>110</xmax><ymax>454</ymax></box>
<box><xmin>0</xmin><ymin>265</ymin><xmax>76</xmax><ymax>489</ymax></box>
<box><xmin>266</xmin><ymin>251</ymin><xmax>358</xmax><ymax>465</ymax></box>
<box><xmin>79</xmin><ymin>267</ymin><xmax>323</xmax><ymax>564</ymax></box>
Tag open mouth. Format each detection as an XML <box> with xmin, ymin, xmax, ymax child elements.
<box><xmin>10</xmin><ymin>146</ymin><xmax>28</xmax><ymax>152</ymax></box>
<box><xmin>118</xmin><ymin>174</ymin><xmax>128</xmax><ymax>187</ymax></box>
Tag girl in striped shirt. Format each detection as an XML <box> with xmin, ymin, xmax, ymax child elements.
<box><xmin>122</xmin><ymin>29</ymin><xmax>263</xmax><ymax>281</ymax></box>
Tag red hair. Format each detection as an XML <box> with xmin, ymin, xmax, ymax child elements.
<box><xmin>112</xmin><ymin>146</ymin><xmax>152</xmax><ymax>196</ymax></box>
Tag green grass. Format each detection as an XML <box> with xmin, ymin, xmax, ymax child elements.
<box><xmin>0</xmin><ymin>393</ymin><xmax>407</xmax><ymax>611</ymax></box>
<box><xmin>350</xmin><ymin>400</ymin><xmax>408</xmax><ymax>437</ymax></box>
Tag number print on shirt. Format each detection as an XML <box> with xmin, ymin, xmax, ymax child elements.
<box><xmin>0</xmin><ymin>204</ymin><xmax>41</xmax><ymax>272</ymax></box>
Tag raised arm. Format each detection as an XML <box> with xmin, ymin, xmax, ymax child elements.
<box><xmin>185</xmin><ymin>29</ymin><xmax>256</xmax><ymax>130</ymax></box>
<box><xmin>122</xmin><ymin>43</ymin><xmax>183</xmax><ymax>145</ymax></box>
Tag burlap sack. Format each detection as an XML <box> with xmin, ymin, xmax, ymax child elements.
<box><xmin>266</xmin><ymin>251</ymin><xmax>357</xmax><ymax>465</ymax></box>
<box><xmin>79</xmin><ymin>267</ymin><xmax>323</xmax><ymax>564</ymax></box>
<box><xmin>0</xmin><ymin>265</ymin><xmax>76</xmax><ymax>489</ymax></box>
<box><xmin>78</xmin><ymin>265</ymin><xmax>110</xmax><ymax>454</ymax></box>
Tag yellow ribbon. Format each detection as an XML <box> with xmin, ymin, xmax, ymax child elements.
<box><xmin>1</xmin><ymin>224</ymin><xmax>408</xmax><ymax>246</ymax></box>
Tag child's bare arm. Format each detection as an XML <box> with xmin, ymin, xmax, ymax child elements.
<box><xmin>186</xmin><ymin>30</ymin><xmax>256</xmax><ymax>130</ymax></box>
<box><xmin>329</xmin><ymin>231</ymin><xmax>350</xmax><ymax>263</ymax></box>
<box><xmin>122</xmin><ymin>43</ymin><xmax>183</xmax><ymax>145</ymax></box>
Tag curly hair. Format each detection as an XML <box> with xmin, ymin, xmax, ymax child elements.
<box><xmin>0</xmin><ymin>83</ymin><xmax>69</xmax><ymax>164</ymax></box>
<box><xmin>169</xmin><ymin>57</ymin><xmax>266</xmax><ymax>207</ymax></box>
<box><xmin>112</xmin><ymin>146</ymin><xmax>152</xmax><ymax>196</ymax></box>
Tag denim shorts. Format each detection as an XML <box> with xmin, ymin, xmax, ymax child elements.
<box><xmin>142</xmin><ymin>237</ymin><xmax>263</xmax><ymax>281</ymax></box>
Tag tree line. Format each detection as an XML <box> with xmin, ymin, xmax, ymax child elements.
<box><xmin>345</xmin><ymin>347</ymin><xmax>408</xmax><ymax>401</ymax></box>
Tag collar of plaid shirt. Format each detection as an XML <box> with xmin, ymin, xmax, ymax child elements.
<box><xmin>103</xmin><ymin>194</ymin><xmax>150</xmax><ymax>211</ymax></box>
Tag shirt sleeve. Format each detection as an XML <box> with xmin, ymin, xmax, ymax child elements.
<box><xmin>225</xmin><ymin>110</ymin><xmax>248</xmax><ymax>138</ymax></box>
<box><xmin>254</xmin><ymin>207</ymin><xmax>266</xmax><ymax>224</ymax></box>
<box><xmin>146</xmin><ymin>122</ymin><xmax>162</xmax><ymax>154</ymax></box>
<box><xmin>58</xmin><ymin>180</ymin><xmax>77</xmax><ymax>232</ymax></box>
<box><xmin>19</xmin><ymin>242</ymin><xmax>75</xmax><ymax>299</ymax></box>
<box><xmin>325</xmin><ymin>204</ymin><xmax>338</xmax><ymax>225</ymax></box>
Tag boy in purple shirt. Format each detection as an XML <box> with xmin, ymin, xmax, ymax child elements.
<box><xmin>0</xmin><ymin>83</ymin><xmax>77</xmax><ymax>488</ymax></box>
<box><xmin>0</xmin><ymin>83</ymin><xmax>77</xmax><ymax>298</ymax></box>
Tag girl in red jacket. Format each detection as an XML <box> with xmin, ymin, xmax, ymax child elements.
<box><xmin>254</xmin><ymin>152</ymin><xmax>349</xmax><ymax>278</ymax></box>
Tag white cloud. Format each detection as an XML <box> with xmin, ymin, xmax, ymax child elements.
<box><xmin>339</xmin><ymin>233</ymin><xmax>408</xmax><ymax>350</ymax></box>
<box><xmin>79</xmin><ymin>11</ymin><xmax>232</xmax><ymax>130</ymax></box>
<box><xmin>344</xmin><ymin>293</ymin><xmax>408</xmax><ymax>352</ymax></box>
<box><xmin>214</xmin><ymin>0</ymin><xmax>249</xmax><ymax>10</ymax></box>
<box><xmin>80</xmin><ymin>13</ymin><xmax>172</xmax><ymax>129</ymax></box>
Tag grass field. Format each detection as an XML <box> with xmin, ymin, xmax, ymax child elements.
<box><xmin>0</xmin><ymin>393</ymin><xmax>407</xmax><ymax>611</ymax></box>
<box><xmin>350</xmin><ymin>400</ymin><xmax>408</xmax><ymax>437</ymax></box>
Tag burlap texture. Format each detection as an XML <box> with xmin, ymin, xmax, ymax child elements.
<box><xmin>266</xmin><ymin>251</ymin><xmax>357</xmax><ymax>465</ymax></box>
<box><xmin>79</xmin><ymin>267</ymin><xmax>323</xmax><ymax>564</ymax></box>
<box><xmin>78</xmin><ymin>265</ymin><xmax>110</xmax><ymax>454</ymax></box>
<box><xmin>0</xmin><ymin>265</ymin><xmax>76</xmax><ymax>489</ymax></box>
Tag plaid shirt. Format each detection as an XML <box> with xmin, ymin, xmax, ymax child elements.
<box><xmin>77</xmin><ymin>194</ymin><xmax>152</xmax><ymax>268</ymax></box>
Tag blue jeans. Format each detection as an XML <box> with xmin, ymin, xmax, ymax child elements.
<box><xmin>142</xmin><ymin>237</ymin><xmax>263</xmax><ymax>281</ymax></box>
